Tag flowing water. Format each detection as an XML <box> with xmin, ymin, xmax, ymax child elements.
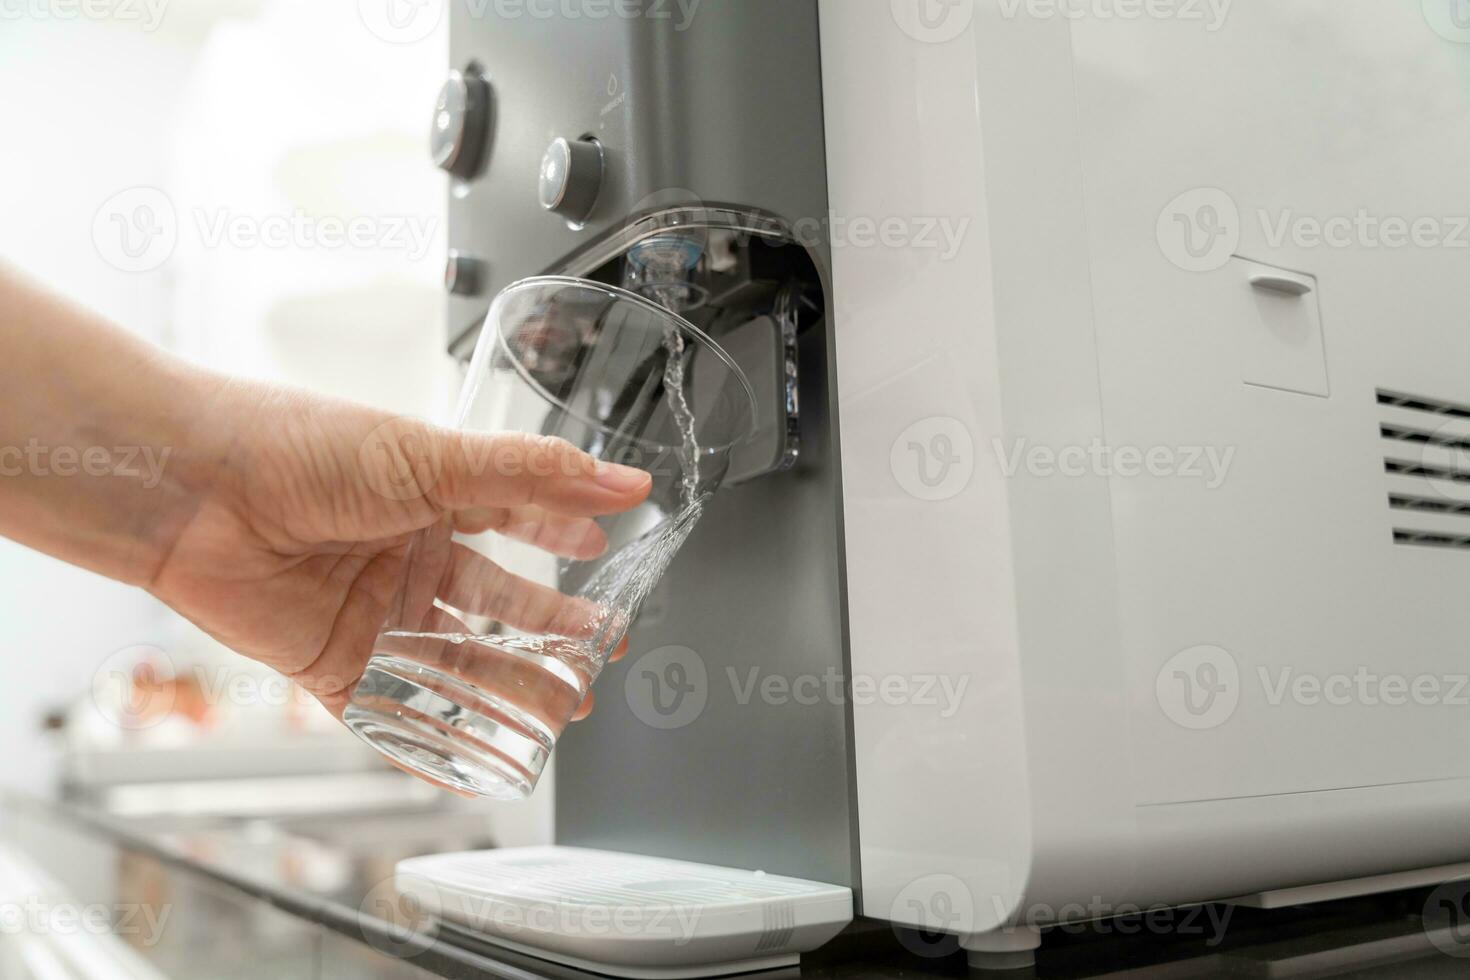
<box><xmin>659</xmin><ymin>307</ymin><xmax>703</xmax><ymax>509</ymax></box>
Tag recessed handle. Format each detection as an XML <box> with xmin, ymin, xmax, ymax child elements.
<box><xmin>1249</xmin><ymin>271</ymin><xmax>1314</xmax><ymax>297</ymax></box>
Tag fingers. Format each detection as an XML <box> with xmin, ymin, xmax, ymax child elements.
<box><xmin>431</xmin><ymin>430</ymin><xmax>651</xmax><ymax>519</ymax></box>
<box><xmin>295</xmin><ymin>549</ymin><xmax>415</xmax><ymax>716</ymax></box>
<box><xmin>572</xmin><ymin>689</ymin><xmax>595</xmax><ymax>722</ymax></box>
<box><xmin>438</xmin><ymin>544</ymin><xmax>608</xmax><ymax>641</ymax></box>
<box><xmin>452</xmin><ymin>505</ymin><xmax>608</xmax><ymax>561</ymax></box>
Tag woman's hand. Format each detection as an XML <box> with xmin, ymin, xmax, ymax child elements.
<box><xmin>146</xmin><ymin>384</ymin><xmax>651</xmax><ymax>718</ymax></box>
<box><xmin>0</xmin><ymin>266</ymin><xmax>651</xmax><ymax>731</ymax></box>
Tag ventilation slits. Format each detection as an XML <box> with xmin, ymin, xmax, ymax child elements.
<box><xmin>1379</xmin><ymin>389</ymin><xmax>1470</xmax><ymax>551</ymax></box>
<box><xmin>1377</xmin><ymin>389</ymin><xmax>1470</xmax><ymax>419</ymax></box>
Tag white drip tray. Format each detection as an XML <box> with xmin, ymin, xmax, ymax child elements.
<box><xmin>396</xmin><ymin>846</ymin><xmax>853</xmax><ymax>979</ymax></box>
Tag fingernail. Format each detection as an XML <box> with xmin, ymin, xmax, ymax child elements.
<box><xmin>594</xmin><ymin>462</ymin><xmax>651</xmax><ymax>492</ymax></box>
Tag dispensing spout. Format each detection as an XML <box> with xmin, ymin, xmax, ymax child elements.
<box><xmin>626</xmin><ymin>233</ymin><xmax>707</xmax><ymax>313</ymax></box>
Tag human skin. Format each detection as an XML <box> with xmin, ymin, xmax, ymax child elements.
<box><xmin>0</xmin><ymin>266</ymin><xmax>651</xmax><ymax>781</ymax></box>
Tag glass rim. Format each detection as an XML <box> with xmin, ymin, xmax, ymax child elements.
<box><xmin>485</xmin><ymin>275</ymin><xmax>763</xmax><ymax>456</ymax></box>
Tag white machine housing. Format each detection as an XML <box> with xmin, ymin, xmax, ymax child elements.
<box><xmin>824</xmin><ymin>0</ymin><xmax>1470</xmax><ymax>950</ymax></box>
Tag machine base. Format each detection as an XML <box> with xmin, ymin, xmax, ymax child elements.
<box><xmin>962</xmin><ymin>926</ymin><xmax>1042</xmax><ymax>972</ymax></box>
<box><xmin>397</xmin><ymin>846</ymin><xmax>852</xmax><ymax>979</ymax></box>
<box><xmin>1225</xmin><ymin>861</ymin><xmax>1470</xmax><ymax>910</ymax></box>
<box><xmin>438</xmin><ymin>921</ymin><xmax>798</xmax><ymax>980</ymax></box>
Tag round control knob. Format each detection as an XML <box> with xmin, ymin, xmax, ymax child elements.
<box><xmin>539</xmin><ymin>137</ymin><xmax>603</xmax><ymax>224</ymax></box>
<box><xmin>444</xmin><ymin>250</ymin><xmax>486</xmax><ymax>296</ymax></box>
<box><xmin>431</xmin><ymin>69</ymin><xmax>491</xmax><ymax>180</ymax></box>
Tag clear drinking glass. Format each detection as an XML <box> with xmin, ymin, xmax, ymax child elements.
<box><xmin>344</xmin><ymin>276</ymin><xmax>759</xmax><ymax>800</ymax></box>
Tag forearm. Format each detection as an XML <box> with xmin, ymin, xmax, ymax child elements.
<box><xmin>0</xmin><ymin>265</ymin><xmax>233</xmax><ymax>586</ymax></box>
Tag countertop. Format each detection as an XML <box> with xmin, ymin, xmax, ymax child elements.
<box><xmin>4</xmin><ymin>792</ymin><xmax>1470</xmax><ymax>979</ymax></box>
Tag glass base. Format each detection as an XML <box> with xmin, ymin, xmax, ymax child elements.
<box><xmin>344</xmin><ymin>657</ymin><xmax>553</xmax><ymax>801</ymax></box>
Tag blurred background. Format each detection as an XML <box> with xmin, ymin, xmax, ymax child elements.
<box><xmin>0</xmin><ymin>0</ymin><xmax>550</xmax><ymax>842</ymax></box>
